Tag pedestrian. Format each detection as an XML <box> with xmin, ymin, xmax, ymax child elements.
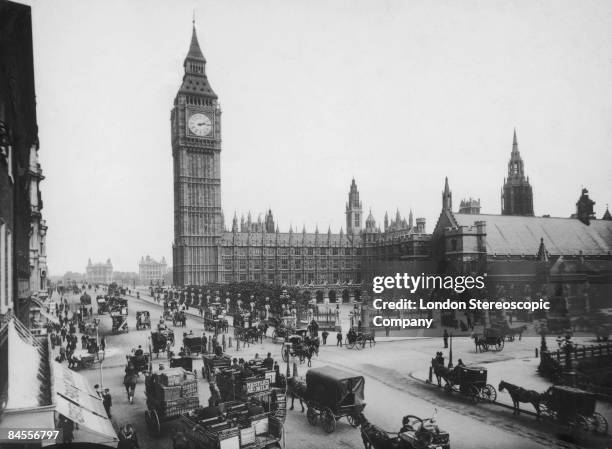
<box><xmin>336</xmin><ymin>330</ymin><xmax>342</xmax><ymax>347</ymax></box>
<box><xmin>322</xmin><ymin>330</ymin><xmax>329</xmax><ymax>345</ymax></box>
<box><xmin>100</xmin><ymin>336</ymin><xmax>106</xmax><ymax>352</ymax></box>
<box><xmin>50</xmin><ymin>332</ymin><xmax>56</xmax><ymax>350</ymax></box>
<box><xmin>102</xmin><ymin>389</ymin><xmax>112</xmax><ymax>418</ymax></box>
<box><xmin>59</xmin><ymin>344</ymin><xmax>66</xmax><ymax>362</ymax></box>
<box><xmin>60</xmin><ymin>326</ymin><xmax>67</xmax><ymax>342</ymax></box>
<box><xmin>443</xmin><ymin>329</ymin><xmax>449</xmax><ymax>348</ymax></box>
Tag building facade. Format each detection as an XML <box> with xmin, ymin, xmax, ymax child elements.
<box><xmin>171</xmin><ymin>23</ymin><xmax>223</xmax><ymax>286</ymax></box>
<box><xmin>86</xmin><ymin>259</ymin><xmax>113</xmax><ymax>284</ymax></box>
<box><xmin>170</xmin><ymin>24</ymin><xmax>429</xmax><ymax>292</ymax></box>
<box><xmin>139</xmin><ymin>255</ymin><xmax>168</xmax><ymax>285</ymax></box>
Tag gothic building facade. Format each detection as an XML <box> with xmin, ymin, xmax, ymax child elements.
<box><xmin>171</xmin><ymin>25</ymin><xmax>429</xmax><ymax>292</ymax></box>
<box><xmin>139</xmin><ymin>255</ymin><xmax>168</xmax><ymax>285</ymax></box>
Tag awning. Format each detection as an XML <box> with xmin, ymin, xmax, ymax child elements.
<box><xmin>52</xmin><ymin>361</ymin><xmax>118</xmax><ymax>444</ymax></box>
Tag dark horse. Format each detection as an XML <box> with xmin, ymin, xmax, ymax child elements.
<box><xmin>123</xmin><ymin>368</ymin><xmax>138</xmax><ymax>405</ymax></box>
<box><xmin>498</xmin><ymin>381</ymin><xmax>543</xmax><ymax>419</ymax></box>
<box><xmin>431</xmin><ymin>358</ymin><xmax>453</xmax><ymax>387</ymax></box>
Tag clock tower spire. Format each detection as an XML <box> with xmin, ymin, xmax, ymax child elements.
<box><xmin>172</xmin><ymin>21</ymin><xmax>223</xmax><ymax>286</ymax></box>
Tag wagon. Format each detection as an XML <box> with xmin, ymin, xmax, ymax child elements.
<box><xmin>281</xmin><ymin>335</ymin><xmax>309</xmax><ymax>363</ymax></box>
<box><xmin>540</xmin><ymin>385</ymin><xmax>608</xmax><ymax>434</ymax></box>
<box><xmin>289</xmin><ymin>365</ymin><xmax>366</xmax><ymax>433</ymax></box>
<box><xmin>136</xmin><ymin>311</ymin><xmax>151</xmax><ymax>330</ymax></box>
<box><xmin>96</xmin><ymin>297</ymin><xmax>108</xmax><ymax>314</ymax></box>
<box><xmin>111</xmin><ymin>312</ymin><xmax>129</xmax><ymax>333</ymax></box>
<box><xmin>183</xmin><ymin>335</ymin><xmax>205</xmax><ymax>355</ymax></box>
<box><xmin>144</xmin><ymin>367</ymin><xmax>200</xmax><ymax>435</ymax></box>
<box><xmin>202</xmin><ymin>354</ymin><xmax>231</xmax><ymax>381</ymax></box>
<box><xmin>360</xmin><ymin>412</ymin><xmax>451</xmax><ymax>449</ymax></box>
<box><xmin>178</xmin><ymin>401</ymin><xmax>283</xmax><ymax>449</ymax></box>
<box><xmin>127</xmin><ymin>351</ymin><xmax>150</xmax><ymax>375</ymax></box>
<box><xmin>151</xmin><ymin>330</ymin><xmax>175</xmax><ymax>357</ymax></box>
<box><xmin>430</xmin><ymin>361</ymin><xmax>496</xmax><ymax>404</ymax></box>
<box><xmin>170</xmin><ymin>356</ymin><xmax>193</xmax><ymax>373</ymax></box>
<box><xmin>473</xmin><ymin>327</ymin><xmax>505</xmax><ymax>352</ymax></box>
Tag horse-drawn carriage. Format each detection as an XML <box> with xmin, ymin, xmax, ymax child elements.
<box><xmin>151</xmin><ymin>329</ymin><xmax>175</xmax><ymax>357</ymax></box>
<box><xmin>172</xmin><ymin>310</ymin><xmax>186</xmax><ymax>327</ymax></box>
<box><xmin>126</xmin><ymin>352</ymin><xmax>150</xmax><ymax>375</ymax></box>
<box><xmin>360</xmin><ymin>411</ymin><xmax>451</xmax><ymax>449</ymax></box>
<box><xmin>111</xmin><ymin>311</ymin><xmax>129</xmax><ymax>333</ymax></box>
<box><xmin>163</xmin><ymin>300</ymin><xmax>179</xmax><ymax>321</ymax></box>
<box><xmin>288</xmin><ymin>366</ymin><xmax>366</xmax><ymax>433</ymax></box>
<box><xmin>345</xmin><ymin>328</ymin><xmax>376</xmax><ymax>350</ymax></box>
<box><xmin>272</xmin><ymin>324</ymin><xmax>294</xmax><ymax>343</ymax></box>
<box><xmin>96</xmin><ymin>296</ymin><xmax>108</xmax><ymax>314</ymax></box>
<box><xmin>235</xmin><ymin>326</ymin><xmax>260</xmax><ymax>344</ymax></box>
<box><xmin>136</xmin><ymin>311</ymin><xmax>151</xmax><ymax>330</ymax></box>
<box><xmin>183</xmin><ymin>334</ymin><xmax>205</xmax><ymax>355</ymax></box>
<box><xmin>281</xmin><ymin>334</ymin><xmax>316</xmax><ymax>364</ymax></box>
<box><xmin>429</xmin><ymin>360</ymin><xmax>496</xmax><ymax>404</ymax></box>
<box><xmin>472</xmin><ymin>327</ymin><xmax>505</xmax><ymax>352</ymax></box>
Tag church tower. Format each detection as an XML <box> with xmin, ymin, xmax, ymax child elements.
<box><xmin>345</xmin><ymin>179</ymin><xmax>362</xmax><ymax>234</ymax></box>
<box><xmin>172</xmin><ymin>21</ymin><xmax>223</xmax><ymax>286</ymax></box>
<box><xmin>501</xmin><ymin>130</ymin><xmax>534</xmax><ymax>216</ymax></box>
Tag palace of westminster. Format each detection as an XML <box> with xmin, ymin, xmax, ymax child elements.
<box><xmin>172</xmin><ymin>24</ymin><xmax>612</xmax><ymax>302</ymax></box>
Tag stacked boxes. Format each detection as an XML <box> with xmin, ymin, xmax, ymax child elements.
<box><xmin>146</xmin><ymin>367</ymin><xmax>200</xmax><ymax>417</ymax></box>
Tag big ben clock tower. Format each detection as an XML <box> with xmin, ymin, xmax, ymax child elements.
<box><xmin>172</xmin><ymin>22</ymin><xmax>222</xmax><ymax>286</ymax></box>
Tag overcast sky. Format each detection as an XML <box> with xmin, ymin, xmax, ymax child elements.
<box><xmin>28</xmin><ymin>0</ymin><xmax>612</xmax><ymax>274</ymax></box>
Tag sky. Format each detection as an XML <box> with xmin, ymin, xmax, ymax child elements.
<box><xmin>28</xmin><ymin>0</ymin><xmax>612</xmax><ymax>274</ymax></box>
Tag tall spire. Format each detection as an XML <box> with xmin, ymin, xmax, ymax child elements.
<box><xmin>180</xmin><ymin>18</ymin><xmax>217</xmax><ymax>98</ymax></box>
<box><xmin>188</xmin><ymin>18</ymin><xmax>206</xmax><ymax>62</ymax></box>
<box><xmin>442</xmin><ymin>177</ymin><xmax>452</xmax><ymax>211</ymax></box>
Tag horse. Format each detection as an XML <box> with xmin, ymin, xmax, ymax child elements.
<box><xmin>361</xmin><ymin>331</ymin><xmax>376</xmax><ymax>348</ymax></box>
<box><xmin>505</xmin><ymin>325</ymin><xmax>527</xmax><ymax>342</ymax></box>
<box><xmin>123</xmin><ymin>371</ymin><xmax>138</xmax><ymax>405</ymax></box>
<box><xmin>286</xmin><ymin>376</ymin><xmax>306</xmax><ymax>412</ymax></box>
<box><xmin>498</xmin><ymin>381</ymin><xmax>543</xmax><ymax>419</ymax></box>
<box><xmin>431</xmin><ymin>358</ymin><xmax>453</xmax><ymax>387</ymax></box>
<box><xmin>471</xmin><ymin>333</ymin><xmax>487</xmax><ymax>353</ymax></box>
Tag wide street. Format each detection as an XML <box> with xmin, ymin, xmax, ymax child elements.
<box><xmin>54</xmin><ymin>288</ymin><xmax>610</xmax><ymax>449</ymax></box>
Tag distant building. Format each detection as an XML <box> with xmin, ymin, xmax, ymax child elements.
<box><xmin>86</xmin><ymin>259</ymin><xmax>113</xmax><ymax>284</ymax></box>
<box><xmin>139</xmin><ymin>256</ymin><xmax>168</xmax><ymax>285</ymax></box>
<box><xmin>458</xmin><ymin>198</ymin><xmax>481</xmax><ymax>214</ymax></box>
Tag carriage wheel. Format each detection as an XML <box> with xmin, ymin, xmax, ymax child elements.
<box><xmin>495</xmin><ymin>338</ymin><xmax>505</xmax><ymax>351</ymax></box>
<box><xmin>572</xmin><ymin>415</ymin><xmax>590</xmax><ymax>433</ymax></box>
<box><xmin>592</xmin><ymin>412</ymin><xmax>608</xmax><ymax>435</ymax></box>
<box><xmin>468</xmin><ymin>385</ymin><xmax>480</xmax><ymax>404</ymax></box>
<box><xmin>321</xmin><ymin>408</ymin><xmax>336</xmax><ymax>433</ymax></box>
<box><xmin>346</xmin><ymin>340</ymin><xmax>355</xmax><ymax>350</ymax></box>
<box><xmin>306</xmin><ymin>406</ymin><xmax>318</xmax><ymax>426</ymax></box>
<box><xmin>347</xmin><ymin>414</ymin><xmax>359</xmax><ymax>428</ymax></box>
<box><xmin>482</xmin><ymin>342</ymin><xmax>489</xmax><ymax>352</ymax></box>
<box><xmin>443</xmin><ymin>383</ymin><xmax>453</xmax><ymax>394</ymax></box>
<box><xmin>481</xmin><ymin>384</ymin><xmax>497</xmax><ymax>402</ymax></box>
<box><xmin>355</xmin><ymin>340</ymin><xmax>363</xmax><ymax>351</ymax></box>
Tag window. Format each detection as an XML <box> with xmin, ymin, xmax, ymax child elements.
<box><xmin>307</xmin><ymin>248</ymin><xmax>313</xmax><ymax>255</ymax></box>
<box><xmin>281</xmin><ymin>259</ymin><xmax>288</xmax><ymax>270</ymax></box>
<box><xmin>332</xmin><ymin>248</ymin><xmax>338</xmax><ymax>255</ymax></box>
<box><xmin>344</xmin><ymin>248</ymin><xmax>351</xmax><ymax>255</ymax></box>
<box><xmin>239</xmin><ymin>259</ymin><xmax>247</xmax><ymax>270</ymax></box>
<box><xmin>268</xmin><ymin>260</ymin><xmax>275</xmax><ymax>269</ymax></box>
<box><xmin>354</xmin><ymin>213</ymin><xmax>360</xmax><ymax>226</ymax></box>
<box><xmin>295</xmin><ymin>260</ymin><xmax>301</xmax><ymax>269</ymax></box>
<box><xmin>451</xmin><ymin>239</ymin><xmax>457</xmax><ymax>252</ymax></box>
<box><xmin>320</xmin><ymin>248</ymin><xmax>327</xmax><ymax>256</ymax></box>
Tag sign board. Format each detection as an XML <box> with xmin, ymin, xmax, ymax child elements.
<box><xmin>246</xmin><ymin>378</ymin><xmax>270</xmax><ymax>395</ymax></box>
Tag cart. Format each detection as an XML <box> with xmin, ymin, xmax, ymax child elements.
<box><xmin>281</xmin><ymin>335</ymin><xmax>309</xmax><ymax>363</ymax></box>
<box><xmin>144</xmin><ymin>367</ymin><xmax>200</xmax><ymax>435</ymax></box>
<box><xmin>136</xmin><ymin>311</ymin><xmax>151</xmax><ymax>330</ymax></box>
<box><xmin>127</xmin><ymin>352</ymin><xmax>150</xmax><ymax>375</ymax></box>
<box><xmin>178</xmin><ymin>401</ymin><xmax>283</xmax><ymax>449</ymax></box>
<box><xmin>183</xmin><ymin>335</ymin><xmax>205</xmax><ymax>355</ymax></box>
<box><xmin>360</xmin><ymin>412</ymin><xmax>451</xmax><ymax>449</ymax></box>
<box><xmin>540</xmin><ymin>385</ymin><xmax>608</xmax><ymax>434</ymax></box>
<box><xmin>111</xmin><ymin>311</ymin><xmax>129</xmax><ymax>333</ymax></box>
<box><xmin>96</xmin><ymin>297</ymin><xmax>108</xmax><ymax>314</ymax></box>
<box><xmin>170</xmin><ymin>356</ymin><xmax>193</xmax><ymax>373</ymax></box>
<box><xmin>290</xmin><ymin>365</ymin><xmax>366</xmax><ymax>433</ymax></box>
<box><xmin>478</xmin><ymin>327</ymin><xmax>505</xmax><ymax>352</ymax></box>
<box><xmin>202</xmin><ymin>354</ymin><xmax>232</xmax><ymax>381</ymax></box>
<box><xmin>431</xmin><ymin>362</ymin><xmax>496</xmax><ymax>404</ymax></box>
<box><xmin>151</xmin><ymin>330</ymin><xmax>175</xmax><ymax>357</ymax></box>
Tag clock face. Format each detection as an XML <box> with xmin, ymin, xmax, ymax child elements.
<box><xmin>187</xmin><ymin>113</ymin><xmax>212</xmax><ymax>137</ymax></box>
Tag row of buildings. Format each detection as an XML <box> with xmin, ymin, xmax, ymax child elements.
<box><xmin>170</xmin><ymin>23</ymin><xmax>612</xmax><ymax>315</ymax></box>
<box><xmin>82</xmin><ymin>256</ymin><xmax>168</xmax><ymax>285</ymax></box>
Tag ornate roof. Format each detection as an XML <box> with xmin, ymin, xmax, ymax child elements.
<box><xmin>221</xmin><ymin>231</ymin><xmax>362</xmax><ymax>247</ymax></box>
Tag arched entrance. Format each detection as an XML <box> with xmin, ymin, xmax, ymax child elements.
<box><xmin>329</xmin><ymin>290</ymin><xmax>337</xmax><ymax>303</ymax></box>
<box><xmin>342</xmin><ymin>289</ymin><xmax>350</xmax><ymax>303</ymax></box>
<box><xmin>315</xmin><ymin>290</ymin><xmax>324</xmax><ymax>304</ymax></box>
